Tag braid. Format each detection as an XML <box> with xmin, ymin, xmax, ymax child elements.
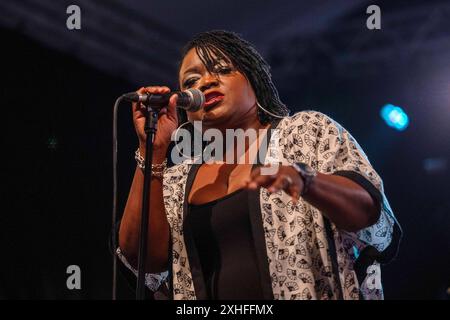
<box><xmin>178</xmin><ymin>30</ymin><xmax>290</xmax><ymax>124</ymax></box>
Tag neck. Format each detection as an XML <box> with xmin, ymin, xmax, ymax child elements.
<box><xmin>201</xmin><ymin>104</ymin><xmax>272</xmax><ymax>164</ymax></box>
<box><xmin>220</xmin><ymin>120</ymin><xmax>271</xmax><ymax>165</ymax></box>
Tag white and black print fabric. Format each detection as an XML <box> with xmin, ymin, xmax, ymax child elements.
<box><xmin>117</xmin><ymin>111</ymin><xmax>399</xmax><ymax>300</ymax></box>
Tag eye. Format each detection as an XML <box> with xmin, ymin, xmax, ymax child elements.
<box><xmin>214</xmin><ymin>66</ymin><xmax>232</xmax><ymax>74</ymax></box>
<box><xmin>183</xmin><ymin>77</ymin><xmax>198</xmax><ymax>88</ymax></box>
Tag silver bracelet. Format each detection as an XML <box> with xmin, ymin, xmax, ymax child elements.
<box><xmin>134</xmin><ymin>149</ymin><xmax>167</xmax><ymax>178</ymax></box>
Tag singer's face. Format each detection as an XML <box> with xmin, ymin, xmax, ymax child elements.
<box><xmin>179</xmin><ymin>48</ymin><xmax>258</xmax><ymax>130</ymax></box>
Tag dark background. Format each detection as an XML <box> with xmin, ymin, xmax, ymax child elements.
<box><xmin>1</xmin><ymin>0</ymin><xmax>449</xmax><ymax>299</ymax></box>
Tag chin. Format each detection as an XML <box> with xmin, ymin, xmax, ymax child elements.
<box><xmin>201</xmin><ymin>110</ymin><xmax>232</xmax><ymax>130</ymax></box>
<box><xmin>202</xmin><ymin>105</ymin><xmax>225</xmax><ymax>120</ymax></box>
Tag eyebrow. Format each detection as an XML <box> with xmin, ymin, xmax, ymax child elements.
<box><xmin>181</xmin><ymin>59</ymin><xmax>231</xmax><ymax>77</ymax></box>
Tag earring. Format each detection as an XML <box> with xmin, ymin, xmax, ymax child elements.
<box><xmin>256</xmin><ymin>101</ymin><xmax>285</xmax><ymax>119</ymax></box>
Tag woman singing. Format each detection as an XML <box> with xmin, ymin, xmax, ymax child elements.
<box><xmin>116</xmin><ymin>30</ymin><xmax>400</xmax><ymax>300</ymax></box>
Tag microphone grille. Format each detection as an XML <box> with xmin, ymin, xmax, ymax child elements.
<box><xmin>187</xmin><ymin>88</ymin><xmax>205</xmax><ymax>112</ymax></box>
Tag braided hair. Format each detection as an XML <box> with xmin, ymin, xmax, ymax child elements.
<box><xmin>178</xmin><ymin>30</ymin><xmax>290</xmax><ymax>124</ymax></box>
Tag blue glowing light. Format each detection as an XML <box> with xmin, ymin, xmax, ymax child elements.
<box><xmin>380</xmin><ymin>104</ymin><xmax>409</xmax><ymax>131</ymax></box>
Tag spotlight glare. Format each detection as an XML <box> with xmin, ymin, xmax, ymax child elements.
<box><xmin>380</xmin><ymin>104</ymin><xmax>409</xmax><ymax>131</ymax></box>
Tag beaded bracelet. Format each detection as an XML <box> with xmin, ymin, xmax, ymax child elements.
<box><xmin>134</xmin><ymin>149</ymin><xmax>167</xmax><ymax>178</ymax></box>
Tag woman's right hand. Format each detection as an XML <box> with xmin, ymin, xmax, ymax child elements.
<box><xmin>133</xmin><ymin>86</ymin><xmax>179</xmax><ymax>154</ymax></box>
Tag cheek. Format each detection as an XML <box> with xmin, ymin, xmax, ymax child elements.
<box><xmin>231</xmin><ymin>75</ymin><xmax>256</xmax><ymax>107</ymax></box>
<box><xmin>237</xmin><ymin>83</ymin><xmax>257</xmax><ymax>111</ymax></box>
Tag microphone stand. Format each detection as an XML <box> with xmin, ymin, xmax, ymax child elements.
<box><xmin>136</xmin><ymin>103</ymin><xmax>159</xmax><ymax>300</ymax></box>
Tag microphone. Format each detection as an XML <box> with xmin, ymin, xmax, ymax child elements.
<box><xmin>122</xmin><ymin>88</ymin><xmax>205</xmax><ymax>112</ymax></box>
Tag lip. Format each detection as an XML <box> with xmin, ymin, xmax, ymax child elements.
<box><xmin>204</xmin><ymin>91</ymin><xmax>224</xmax><ymax>111</ymax></box>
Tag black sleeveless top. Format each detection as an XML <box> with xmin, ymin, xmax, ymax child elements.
<box><xmin>186</xmin><ymin>188</ymin><xmax>264</xmax><ymax>299</ymax></box>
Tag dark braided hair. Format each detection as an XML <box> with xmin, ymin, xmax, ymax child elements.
<box><xmin>177</xmin><ymin>30</ymin><xmax>290</xmax><ymax>125</ymax></box>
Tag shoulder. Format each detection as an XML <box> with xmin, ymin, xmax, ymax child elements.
<box><xmin>276</xmin><ymin>110</ymin><xmax>345</xmax><ymax>138</ymax></box>
<box><xmin>278</xmin><ymin>110</ymin><xmax>338</xmax><ymax>128</ymax></box>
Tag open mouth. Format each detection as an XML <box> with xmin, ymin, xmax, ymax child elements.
<box><xmin>204</xmin><ymin>92</ymin><xmax>224</xmax><ymax>111</ymax></box>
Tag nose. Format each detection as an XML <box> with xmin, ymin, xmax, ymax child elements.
<box><xmin>199</xmin><ymin>74</ymin><xmax>219</xmax><ymax>92</ymax></box>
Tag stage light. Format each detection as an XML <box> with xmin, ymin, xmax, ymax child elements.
<box><xmin>380</xmin><ymin>104</ymin><xmax>409</xmax><ymax>131</ymax></box>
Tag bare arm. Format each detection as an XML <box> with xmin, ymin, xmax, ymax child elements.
<box><xmin>302</xmin><ymin>172</ymin><xmax>380</xmax><ymax>232</ymax></box>
<box><xmin>247</xmin><ymin>167</ymin><xmax>380</xmax><ymax>232</ymax></box>
<box><xmin>118</xmin><ymin>86</ymin><xmax>178</xmax><ymax>273</ymax></box>
<box><xmin>118</xmin><ymin>148</ymin><xmax>170</xmax><ymax>273</ymax></box>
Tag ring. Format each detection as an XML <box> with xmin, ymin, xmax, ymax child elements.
<box><xmin>284</xmin><ymin>176</ymin><xmax>294</xmax><ymax>186</ymax></box>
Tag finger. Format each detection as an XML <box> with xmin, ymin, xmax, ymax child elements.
<box><xmin>136</xmin><ymin>86</ymin><xmax>147</xmax><ymax>94</ymax></box>
<box><xmin>167</xmin><ymin>94</ymin><xmax>179</xmax><ymax>121</ymax></box>
<box><xmin>244</xmin><ymin>167</ymin><xmax>260</xmax><ymax>188</ymax></box>
<box><xmin>134</xmin><ymin>86</ymin><xmax>162</xmax><ymax>110</ymax></box>
<box><xmin>289</xmin><ymin>184</ymin><xmax>301</xmax><ymax>204</ymax></box>
<box><xmin>159</xmin><ymin>107</ymin><xmax>168</xmax><ymax>116</ymax></box>
<box><xmin>134</xmin><ymin>86</ymin><xmax>171</xmax><ymax>116</ymax></box>
<box><xmin>132</xmin><ymin>102</ymin><xmax>146</xmax><ymax>119</ymax></box>
<box><xmin>143</xmin><ymin>86</ymin><xmax>170</xmax><ymax>94</ymax></box>
<box><xmin>247</xmin><ymin>173</ymin><xmax>276</xmax><ymax>190</ymax></box>
<box><xmin>268</xmin><ymin>174</ymin><xmax>292</xmax><ymax>193</ymax></box>
<box><xmin>246</xmin><ymin>166</ymin><xmax>274</xmax><ymax>189</ymax></box>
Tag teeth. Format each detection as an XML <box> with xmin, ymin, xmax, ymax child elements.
<box><xmin>206</xmin><ymin>93</ymin><xmax>223</xmax><ymax>101</ymax></box>
<box><xmin>204</xmin><ymin>96</ymin><xmax>223</xmax><ymax>109</ymax></box>
<box><xmin>206</xmin><ymin>96</ymin><xmax>222</xmax><ymax>104</ymax></box>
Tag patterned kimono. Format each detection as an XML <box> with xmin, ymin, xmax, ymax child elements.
<box><xmin>117</xmin><ymin>110</ymin><xmax>401</xmax><ymax>300</ymax></box>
